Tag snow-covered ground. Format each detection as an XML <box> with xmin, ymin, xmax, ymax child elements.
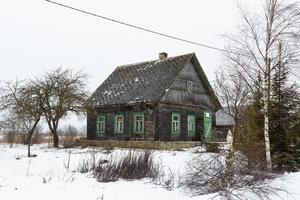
<box><xmin>0</xmin><ymin>144</ymin><xmax>299</xmax><ymax>200</ymax></box>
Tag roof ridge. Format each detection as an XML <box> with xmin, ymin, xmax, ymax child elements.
<box><xmin>116</xmin><ymin>53</ymin><xmax>195</xmax><ymax>69</ymax></box>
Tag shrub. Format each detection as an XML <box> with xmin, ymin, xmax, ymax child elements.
<box><xmin>61</xmin><ymin>136</ymin><xmax>81</xmax><ymax>148</ymax></box>
<box><xmin>184</xmin><ymin>150</ymin><xmax>280</xmax><ymax>199</ymax></box>
<box><xmin>93</xmin><ymin>150</ymin><xmax>162</xmax><ymax>182</ymax></box>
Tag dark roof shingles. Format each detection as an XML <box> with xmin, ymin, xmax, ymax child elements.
<box><xmin>90</xmin><ymin>53</ymin><xmax>194</xmax><ymax>106</ymax></box>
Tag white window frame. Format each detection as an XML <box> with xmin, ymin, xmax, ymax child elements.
<box><xmin>96</xmin><ymin>115</ymin><xmax>105</xmax><ymax>135</ymax></box>
<box><xmin>172</xmin><ymin>113</ymin><xmax>181</xmax><ymax>134</ymax></box>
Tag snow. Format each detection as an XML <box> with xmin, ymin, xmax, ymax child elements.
<box><xmin>103</xmin><ymin>90</ymin><xmax>113</xmax><ymax>96</ymax></box>
<box><xmin>0</xmin><ymin>144</ymin><xmax>299</xmax><ymax>200</ymax></box>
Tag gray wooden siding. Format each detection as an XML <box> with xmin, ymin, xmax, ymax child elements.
<box><xmin>155</xmin><ymin>103</ymin><xmax>204</xmax><ymax>141</ymax></box>
<box><xmin>161</xmin><ymin>62</ymin><xmax>214</xmax><ymax>109</ymax></box>
<box><xmin>87</xmin><ymin>104</ymin><xmax>155</xmax><ymax>141</ymax></box>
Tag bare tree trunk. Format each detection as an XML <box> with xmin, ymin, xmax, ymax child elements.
<box><xmin>263</xmin><ymin>58</ymin><xmax>272</xmax><ymax>170</ymax></box>
<box><xmin>53</xmin><ymin>130</ymin><xmax>59</xmax><ymax>148</ymax></box>
<box><xmin>224</xmin><ymin>130</ymin><xmax>234</xmax><ymax>198</ymax></box>
<box><xmin>27</xmin><ymin>132</ymin><xmax>33</xmax><ymax>157</ymax></box>
<box><xmin>26</xmin><ymin>119</ymin><xmax>40</xmax><ymax>157</ymax></box>
<box><xmin>46</xmin><ymin>120</ymin><xmax>60</xmax><ymax>148</ymax></box>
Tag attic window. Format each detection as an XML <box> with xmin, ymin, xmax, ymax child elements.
<box><xmin>187</xmin><ymin>81</ymin><xmax>193</xmax><ymax>93</ymax></box>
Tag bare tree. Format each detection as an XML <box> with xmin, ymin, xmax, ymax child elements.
<box><xmin>0</xmin><ymin>111</ymin><xmax>26</xmax><ymax>147</ymax></box>
<box><xmin>0</xmin><ymin>80</ymin><xmax>44</xmax><ymax>156</ymax></box>
<box><xmin>215</xmin><ymin>69</ymin><xmax>250</xmax><ymax>143</ymax></box>
<box><xmin>38</xmin><ymin>68</ymin><xmax>88</xmax><ymax>148</ymax></box>
<box><xmin>62</xmin><ymin>125</ymin><xmax>79</xmax><ymax>136</ymax></box>
<box><xmin>224</xmin><ymin>0</ymin><xmax>300</xmax><ymax>170</ymax></box>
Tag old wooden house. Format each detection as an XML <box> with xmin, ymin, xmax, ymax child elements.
<box><xmin>87</xmin><ymin>53</ymin><xmax>221</xmax><ymax>142</ymax></box>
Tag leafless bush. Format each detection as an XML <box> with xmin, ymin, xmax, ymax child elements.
<box><xmin>61</xmin><ymin>136</ymin><xmax>81</xmax><ymax>148</ymax></box>
<box><xmin>162</xmin><ymin>168</ymin><xmax>175</xmax><ymax>191</ymax></box>
<box><xmin>93</xmin><ymin>150</ymin><xmax>162</xmax><ymax>182</ymax></box>
<box><xmin>76</xmin><ymin>147</ymin><xmax>100</xmax><ymax>173</ymax></box>
<box><xmin>184</xmin><ymin>150</ymin><xmax>283</xmax><ymax>199</ymax></box>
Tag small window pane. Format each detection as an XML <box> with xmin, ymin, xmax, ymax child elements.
<box><xmin>97</xmin><ymin>115</ymin><xmax>105</xmax><ymax>135</ymax></box>
<box><xmin>115</xmin><ymin>114</ymin><xmax>124</xmax><ymax>134</ymax></box>
<box><xmin>172</xmin><ymin>113</ymin><xmax>180</xmax><ymax>134</ymax></box>
<box><xmin>187</xmin><ymin>81</ymin><xmax>193</xmax><ymax>93</ymax></box>
<box><xmin>133</xmin><ymin>113</ymin><xmax>144</xmax><ymax>134</ymax></box>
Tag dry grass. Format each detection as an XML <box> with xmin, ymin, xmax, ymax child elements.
<box><xmin>77</xmin><ymin>150</ymin><xmax>162</xmax><ymax>182</ymax></box>
<box><xmin>94</xmin><ymin>150</ymin><xmax>162</xmax><ymax>182</ymax></box>
<box><xmin>60</xmin><ymin>136</ymin><xmax>83</xmax><ymax>148</ymax></box>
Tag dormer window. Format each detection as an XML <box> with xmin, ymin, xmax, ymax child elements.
<box><xmin>187</xmin><ymin>80</ymin><xmax>193</xmax><ymax>93</ymax></box>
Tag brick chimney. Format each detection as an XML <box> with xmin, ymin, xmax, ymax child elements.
<box><xmin>159</xmin><ymin>52</ymin><xmax>168</xmax><ymax>60</ymax></box>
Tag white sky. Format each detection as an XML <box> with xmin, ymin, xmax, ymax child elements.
<box><xmin>0</xmin><ymin>0</ymin><xmax>263</xmax><ymax>90</ymax></box>
<box><xmin>0</xmin><ymin>0</ymin><xmax>262</xmax><ymax>129</ymax></box>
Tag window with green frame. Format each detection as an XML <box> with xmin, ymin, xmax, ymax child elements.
<box><xmin>187</xmin><ymin>114</ymin><xmax>196</xmax><ymax>135</ymax></box>
<box><xmin>133</xmin><ymin>112</ymin><xmax>144</xmax><ymax>134</ymax></box>
<box><xmin>96</xmin><ymin>114</ymin><xmax>105</xmax><ymax>136</ymax></box>
<box><xmin>172</xmin><ymin>112</ymin><xmax>181</xmax><ymax>135</ymax></box>
<box><xmin>114</xmin><ymin>113</ymin><xmax>124</xmax><ymax>134</ymax></box>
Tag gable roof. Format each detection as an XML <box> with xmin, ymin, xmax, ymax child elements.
<box><xmin>89</xmin><ymin>53</ymin><xmax>221</xmax><ymax>110</ymax></box>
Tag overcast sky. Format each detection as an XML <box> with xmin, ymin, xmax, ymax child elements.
<box><xmin>0</xmin><ymin>0</ymin><xmax>263</xmax><ymax>90</ymax></box>
<box><xmin>0</xmin><ymin>0</ymin><xmax>261</xmax><ymax>129</ymax></box>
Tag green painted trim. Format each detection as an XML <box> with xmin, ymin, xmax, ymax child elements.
<box><xmin>96</xmin><ymin>114</ymin><xmax>106</xmax><ymax>136</ymax></box>
<box><xmin>171</xmin><ymin>112</ymin><xmax>181</xmax><ymax>135</ymax></box>
<box><xmin>204</xmin><ymin>111</ymin><xmax>213</xmax><ymax>142</ymax></box>
<box><xmin>133</xmin><ymin>112</ymin><xmax>145</xmax><ymax>134</ymax></box>
<box><xmin>114</xmin><ymin>113</ymin><xmax>124</xmax><ymax>134</ymax></box>
<box><xmin>187</xmin><ymin>114</ymin><xmax>196</xmax><ymax>136</ymax></box>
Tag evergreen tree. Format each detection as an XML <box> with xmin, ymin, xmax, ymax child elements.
<box><xmin>270</xmin><ymin>43</ymin><xmax>300</xmax><ymax>171</ymax></box>
<box><xmin>247</xmin><ymin>72</ymin><xmax>264</xmax><ymax>142</ymax></box>
<box><xmin>239</xmin><ymin>72</ymin><xmax>266</xmax><ymax>169</ymax></box>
